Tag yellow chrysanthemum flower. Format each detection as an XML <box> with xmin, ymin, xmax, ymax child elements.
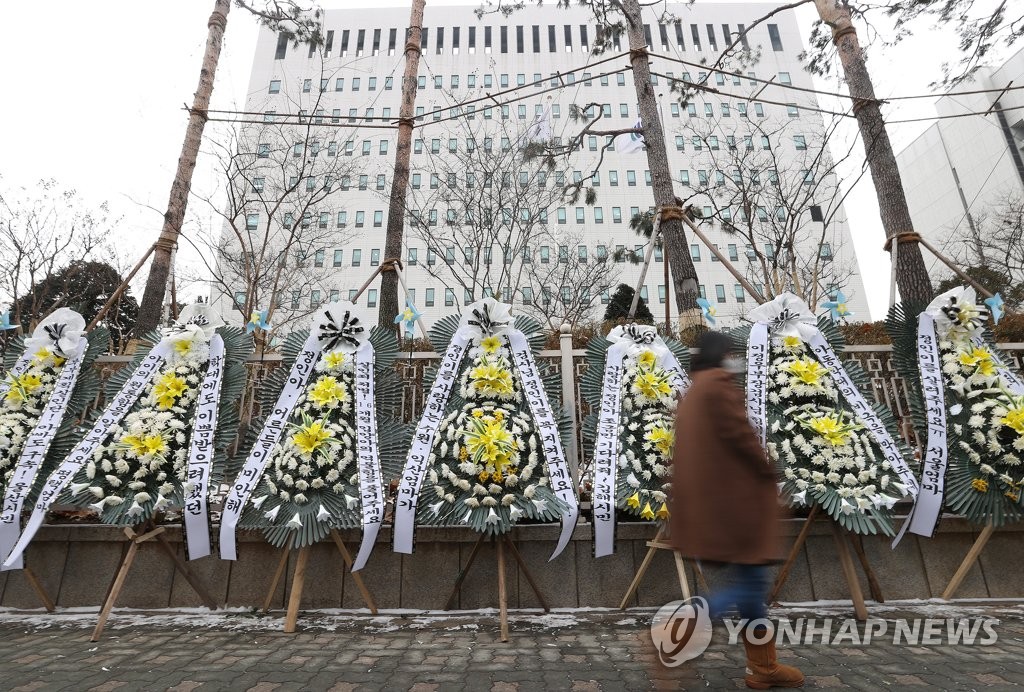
<box><xmin>645</xmin><ymin>422</ymin><xmax>675</xmax><ymax>458</ymax></box>
<box><xmin>173</xmin><ymin>338</ymin><xmax>194</xmax><ymax>356</ymax></box>
<box><xmin>463</xmin><ymin>415</ymin><xmax>515</xmax><ymax>476</ymax></box>
<box><xmin>971</xmin><ymin>478</ymin><xmax>989</xmax><ymax>492</ymax></box>
<box><xmin>323</xmin><ymin>350</ymin><xmax>346</xmax><ymax>369</ymax></box>
<box><xmin>781</xmin><ymin>335</ymin><xmax>804</xmax><ymax>353</ymax></box>
<box><xmin>804</xmin><ymin>413</ymin><xmax>860</xmax><ymax>447</ymax></box>
<box><xmin>958</xmin><ymin>347</ymin><xmax>995</xmax><ymax>377</ymax></box>
<box><xmin>32</xmin><ymin>347</ymin><xmax>65</xmax><ymax>367</ymax></box>
<box><xmin>480</xmin><ymin>336</ymin><xmax>502</xmax><ymax>354</ymax></box>
<box><xmin>637</xmin><ymin>350</ymin><xmax>658</xmax><ymax>370</ymax></box>
<box><xmin>5</xmin><ymin>372</ymin><xmax>44</xmax><ymax>403</ymax></box>
<box><xmin>309</xmin><ymin>376</ymin><xmax>348</xmax><ymax>408</ymax></box>
<box><xmin>122</xmin><ymin>433</ymin><xmax>168</xmax><ymax>458</ymax></box>
<box><xmin>782</xmin><ymin>357</ymin><xmax>827</xmax><ymax>386</ymax></box>
<box><xmin>152</xmin><ymin>372</ymin><xmax>189</xmax><ymax>410</ymax></box>
<box><xmin>1001</xmin><ymin>402</ymin><xmax>1024</xmax><ymax>437</ymax></box>
<box><xmin>292</xmin><ymin>420</ymin><xmax>332</xmax><ymax>455</ymax></box>
<box><xmin>633</xmin><ymin>370</ymin><xmax>672</xmax><ymax>401</ymax></box>
<box><xmin>469</xmin><ymin>362</ymin><xmax>515</xmax><ymax>396</ymax></box>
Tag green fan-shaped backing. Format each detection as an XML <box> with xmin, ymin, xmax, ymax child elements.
<box><xmin>2</xmin><ymin>328</ymin><xmax>108</xmax><ymax>506</ymax></box>
<box><xmin>62</xmin><ymin>327</ymin><xmax>254</xmax><ymax>524</ymax></box>
<box><xmin>233</xmin><ymin>326</ymin><xmax>411</xmax><ymax>549</ymax></box>
<box><xmin>886</xmin><ymin>302</ymin><xmax>1023</xmax><ymax>527</ymax></box>
<box><xmin>414</xmin><ymin>312</ymin><xmax>573</xmax><ymax>534</ymax></box>
<box><xmin>736</xmin><ymin>318</ymin><xmax>912</xmax><ymax>535</ymax></box>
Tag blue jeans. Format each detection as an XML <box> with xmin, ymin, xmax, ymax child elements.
<box><xmin>707</xmin><ymin>563</ymin><xmax>769</xmax><ymax>621</ymax></box>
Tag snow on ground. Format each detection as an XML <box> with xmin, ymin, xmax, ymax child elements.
<box><xmin>0</xmin><ymin>599</ymin><xmax>1022</xmax><ymax>633</ymax></box>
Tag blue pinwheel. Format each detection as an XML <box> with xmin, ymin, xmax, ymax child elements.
<box><xmin>394</xmin><ymin>299</ymin><xmax>422</xmax><ymax>339</ymax></box>
<box><xmin>820</xmin><ymin>291</ymin><xmax>853</xmax><ymax>323</ymax></box>
<box><xmin>696</xmin><ymin>297</ymin><xmax>717</xmax><ymax>326</ymax></box>
<box><xmin>0</xmin><ymin>311</ymin><xmax>16</xmax><ymax>331</ymax></box>
<box><xmin>985</xmin><ymin>293</ymin><xmax>1005</xmax><ymax>326</ymax></box>
<box><xmin>246</xmin><ymin>308</ymin><xmax>270</xmax><ymax>334</ymax></box>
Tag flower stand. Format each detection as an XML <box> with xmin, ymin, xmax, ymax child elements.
<box><xmin>941</xmin><ymin>522</ymin><xmax>996</xmax><ymax>599</ymax></box>
<box><xmin>443</xmin><ymin>533</ymin><xmax>550</xmax><ymax>642</ymax></box>
<box><xmin>618</xmin><ymin>525</ymin><xmax>708</xmax><ymax>609</ymax></box>
<box><xmin>260</xmin><ymin>528</ymin><xmax>378</xmax><ymax>633</ymax></box>
<box><xmin>91</xmin><ymin>522</ymin><xmax>218</xmax><ymax>641</ymax></box>
<box><xmin>767</xmin><ymin>508</ymin><xmax>883</xmax><ymax>621</ymax></box>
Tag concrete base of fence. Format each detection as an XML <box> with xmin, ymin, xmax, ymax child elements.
<box><xmin>1</xmin><ymin>517</ymin><xmax>1021</xmax><ymax>611</ymax></box>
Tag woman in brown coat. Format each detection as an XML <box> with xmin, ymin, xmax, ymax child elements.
<box><xmin>670</xmin><ymin>331</ymin><xmax>803</xmax><ymax>689</ymax></box>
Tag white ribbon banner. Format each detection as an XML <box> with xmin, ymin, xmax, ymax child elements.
<box><xmin>746</xmin><ymin>323</ymin><xmax>770</xmax><ymax>450</ymax></box>
<box><xmin>351</xmin><ymin>341</ymin><xmax>384</xmax><ymax>571</ymax></box>
<box><xmin>0</xmin><ymin>340</ymin><xmax>88</xmax><ymax>570</ymax></box>
<box><xmin>901</xmin><ymin>313</ymin><xmax>948</xmax><ymax>542</ymax></box>
<box><xmin>592</xmin><ymin>341</ymin><xmax>629</xmax><ymax>558</ymax></box>
<box><xmin>0</xmin><ymin>353</ymin><xmax>35</xmax><ymax>401</ymax></box>
<box><xmin>181</xmin><ymin>334</ymin><xmax>225</xmax><ymax>561</ymax></box>
<box><xmin>806</xmin><ymin>330</ymin><xmax>919</xmax><ymax>497</ymax></box>
<box><xmin>393</xmin><ymin>331</ymin><xmax>470</xmax><ymax>554</ymax></box>
<box><xmin>219</xmin><ymin>333</ymin><xmax>321</xmax><ymax>560</ymax></box>
<box><xmin>508</xmin><ymin>328</ymin><xmax>579</xmax><ymax>561</ymax></box>
<box><xmin>2</xmin><ymin>341</ymin><xmax>172</xmax><ymax>568</ymax></box>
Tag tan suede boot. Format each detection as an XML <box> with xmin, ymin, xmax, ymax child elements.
<box><xmin>741</xmin><ymin>625</ymin><xmax>805</xmax><ymax>689</ymax></box>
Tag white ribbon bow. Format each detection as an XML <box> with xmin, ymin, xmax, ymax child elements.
<box><xmin>459</xmin><ymin>298</ymin><xmax>512</xmax><ymax>342</ymax></box>
<box><xmin>23</xmin><ymin>308</ymin><xmax>86</xmax><ymax>358</ymax></box>
<box><xmin>748</xmin><ymin>292</ymin><xmax>818</xmax><ymax>340</ymax></box>
<box><xmin>313</xmin><ymin>301</ymin><xmax>370</xmax><ymax>354</ymax></box>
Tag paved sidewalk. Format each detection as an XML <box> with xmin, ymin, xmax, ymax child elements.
<box><xmin>1</xmin><ymin>602</ymin><xmax>1023</xmax><ymax>691</ymax></box>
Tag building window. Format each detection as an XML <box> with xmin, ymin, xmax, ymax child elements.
<box><xmin>794</xmin><ymin>135</ymin><xmax>807</xmax><ymax>150</ymax></box>
<box><xmin>734</xmin><ymin>285</ymin><xmax>746</xmax><ymax>302</ymax></box>
<box><xmin>245</xmin><ymin>213</ymin><xmax>259</xmax><ymax>231</ymax></box>
<box><xmin>367</xmin><ymin>289</ymin><xmax>377</xmax><ymax>308</ymax></box>
<box><xmin>333</xmin><ymin>249</ymin><xmax>343</xmax><ymax>267</ymax></box>
<box><xmin>716</xmin><ymin>285</ymin><xmax>727</xmax><ymax>303</ymax></box>
<box><xmin>690</xmin><ymin>244</ymin><xmax>701</xmax><ymax>262</ymax></box>
<box><xmin>268</xmin><ymin>80</ymin><xmax>281</xmax><ymax>94</ymax></box>
<box><xmin>767</xmin><ymin>24</ymin><xmax>783</xmax><ymax>51</ymax></box>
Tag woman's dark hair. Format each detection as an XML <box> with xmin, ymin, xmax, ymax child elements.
<box><xmin>691</xmin><ymin>331</ymin><xmax>733</xmax><ymax>372</ymax></box>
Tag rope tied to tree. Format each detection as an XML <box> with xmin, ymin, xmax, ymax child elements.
<box><xmin>658</xmin><ymin>206</ymin><xmax>686</xmax><ymax>222</ymax></box>
<box><xmin>397</xmin><ymin>117</ymin><xmax>416</xmax><ymax>130</ymax></box>
<box><xmin>830</xmin><ymin>25</ymin><xmax>857</xmax><ymax>45</ymax></box>
<box><xmin>628</xmin><ymin>47</ymin><xmax>649</xmax><ymax>61</ymax></box>
<box><xmin>404</xmin><ymin>41</ymin><xmax>421</xmax><ymax>56</ymax></box>
<box><xmin>883</xmin><ymin>231</ymin><xmax>922</xmax><ymax>252</ymax></box>
<box><xmin>380</xmin><ymin>257</ymin><xmax>403</xmax><ymax>273</ymax></box>
<box><xmin>154</xmin><ymin>237</ymin><xmax>178</xmax><ymax>253</ymax></box>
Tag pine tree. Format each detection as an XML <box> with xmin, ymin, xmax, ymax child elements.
<box><xmin>603</xmin><ymin>284</ymin><xmax>654</xmax><ymax>323</ymax></box>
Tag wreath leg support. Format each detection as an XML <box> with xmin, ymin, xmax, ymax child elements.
<box><xmin>769</xmin><ymin>506</ymin><xmax>820</xmax><ymax>604</ymax></box>
<box><xmin>21</xmin><ymin>565</ymin><xmax>55</xmax><ymax>612</ymax></box>
<box><xmin>91</xmin><ymin>522</ymin><xmax>217</xmax><ymax>642</ymax></box>
<box><xmin>941</xmin><ymin>522</ymin><xmax>995</xmax><ymax>600</ymax></box>
<box><xmin>830</xmin><ymin>521</ymin><xmax>869</xmax><ymax>622</ymax></box>
<box><xmin>267</xmin><ymin>530</ymin><xmax>380</xmax><ymax>633</ymax></box>
<box><xmin>618</xmin><ymin>526</ymin><xmax>706</xmax><ymax>609</ymax></box>
<box><xmin>442</xmin><ymin>533</ymin><xmax>550</xmax><ymax>642</ymax></box>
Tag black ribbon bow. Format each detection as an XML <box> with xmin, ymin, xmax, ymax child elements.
<box><xmin>43</xmin><ymin>322</ymin><xmax>67</xmax><ymax>348</ymax></box>
<box><xmin>624</xmin><ymin>324</ymin><xmax>656</xmax><ymax>345</ymax></box>
<box><xmin>467</xmin><ymin>302</ymin><xmax>509</xmax><ymax>336</ymax></box>
<box><xmin>318</xmin><ymin>309</ymin><xmax>364</xmax><ymax>351</ymax></box>
<box><xmin>768</xmin><ymin>308</ymin><xmax>800</xmax><ymax>334</ymax></box>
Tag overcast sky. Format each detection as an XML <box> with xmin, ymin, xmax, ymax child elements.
<box><xmin>0</xmin><ymin>0</ymin><xmax>1004</xmax><ymax>320</ymax></box>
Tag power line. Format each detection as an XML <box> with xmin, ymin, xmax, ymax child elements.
<box><xmin>885</xmin><ymin>102</ymin><xmax>1024</xmax><ymax>125</ymax></box>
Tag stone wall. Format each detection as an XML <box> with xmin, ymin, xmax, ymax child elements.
<box><xmin>2</xmin><ymin>517</ymin><xmax>1020</xmax><ymax>611</ymax></box>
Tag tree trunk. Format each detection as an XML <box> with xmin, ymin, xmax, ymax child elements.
<box><xmin>135</xmin><ymin>0</ymin><xmax>231</xmax><ymax>335</ymax></box>
<box><xmin>622</xmin><ymin>0</ymin><xmax>700</xmax><ymax>315</ymax></box>
<box><xmin>813</xmin><ymin>0</ymin><xmax>932</xmax><ymax>305</ymax></box>
<box><xmin>378</xmin><ymin>0</ymin><xmax>426</xmax><ymax>330</ymax></box>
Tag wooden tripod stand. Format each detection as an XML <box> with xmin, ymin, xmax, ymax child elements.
<box><xmin>261</xmin><ymin>528</ymin><xmax>378</xmax><ymax>633</ymax></box>
<box><xmin>619</xmin><ymin>525</ymin><xmax>708</xmax><ymax>609</ymax></box>
<box><xmin>443</xmin><ymin>533</ymin><xmax>551</xmax><ymax>642</ymax></box>
<box><xmin>92</xmin><ymin>522</ymin><xmax>218</xmax><ymax>641</ymax></box>
<box><xmin>767</xmin><ymin>506</ymin><xmax>883</xmax><ymax>621</ymax></box>
<box><xmin>4</xmin><ymin>565</ymin><xmax>56</xmax><ymax>612</ymax></box>
<box><xmin>941</xmin><ymin>522</ymin><xmax>995</xmax><ymax>600</ymax></box>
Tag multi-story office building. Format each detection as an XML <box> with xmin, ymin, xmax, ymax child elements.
<box><xmin>896</xmin><ymin>47</ymin><xmax>1024</xmax><ymax>267</ymax></box>
<box><xmin>212</xmin><ymin>2</ymin><xmax>869</xmax><ymax>330</ymax></box>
